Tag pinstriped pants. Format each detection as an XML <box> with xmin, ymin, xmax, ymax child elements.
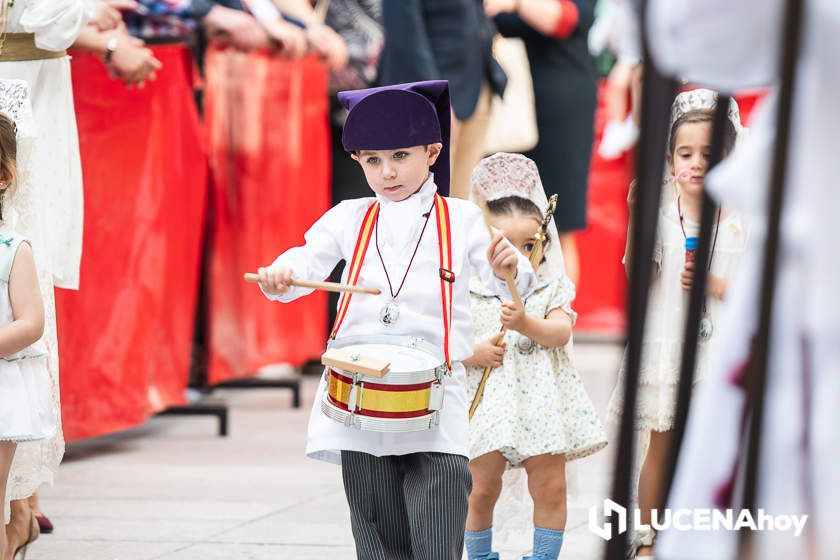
<box><xmin>340</xmin><ymin>451</ymin><xmax>472</xmax><ymax>560</ymax></box>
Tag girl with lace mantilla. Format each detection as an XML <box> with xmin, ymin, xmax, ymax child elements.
<box><xmin>463</xmin><ymin>153</ymin><xmax>606</xmax><ymax>560</ymax></box>
<box><xmin>0</xmin><ymin>113</ymin><xmax>56</xmax><ymax>559</ymax></box>
<box><xmin>607</xmin><ymin>89</ymin><xmax>749</xmax><ymax>557</ymax></box>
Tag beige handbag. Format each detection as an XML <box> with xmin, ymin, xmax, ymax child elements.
<box><xmin>483</xmin><ymin>36</ymin><xmax>539</xmax><ymax>154</ymax></box>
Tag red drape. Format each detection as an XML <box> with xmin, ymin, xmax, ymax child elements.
<box><xmin>203</xmin><ymin>47</ymin><xmax>330</xmax><ymax>385</ymax></box>
<box><xmin>58</xmin><ymin>45</ymin><xmax>207</xmax><ymax>441</ymax></box>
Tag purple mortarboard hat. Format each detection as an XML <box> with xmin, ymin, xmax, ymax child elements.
<box><xmin>338</xmin><ymin>80</ymin><xmax>451</xmax><ymax>196</ymax></box>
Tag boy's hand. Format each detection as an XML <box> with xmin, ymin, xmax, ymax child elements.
<box><xmin>500</xmin><ymin>301</ymin><xmax>527</xmax><ymax>332</ymax></box>
<box><xmin>487</xmin><ymin>232</ymin><xmax>518</xmax><ymax>280</ymax></box>
<box><xmin>472</xmin><ymin>333</ymin><xmax>506</xmax><ymax>369</ymax></box>
<box><xmin>257</xmin><ymin>265</ymin><xmax>293</xmax><ymax>295</ymax></box>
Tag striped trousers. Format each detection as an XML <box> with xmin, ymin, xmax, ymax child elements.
<box><xmin>340</xmin><ymin>451</ymin><xmax>472</xmax><ymax>560</ymax></box>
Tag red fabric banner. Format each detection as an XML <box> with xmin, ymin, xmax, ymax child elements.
<box><xmin>57</xmin><ymin>45</ymin><xmax>207</xmax><ymax>441</ymax></box>
<box><xmin>203</xmin><ymin>47</ymin><xmax>330</xmax><ymax>385</ymax></box>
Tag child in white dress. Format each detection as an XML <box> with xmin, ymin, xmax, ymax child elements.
<box><xmin>0</xmin><ymin>113</ymin><xmax>56</xmax><ymax>557</ymax></box>
<box><xmin>464</xmin><ymin>153</ymin><xmax>607</xmax><ymax>560</ymax></box>
<box><xmin>607</xmin><ymin>90</ymin><xmax>749</xmax><ymax>556</ymax></box>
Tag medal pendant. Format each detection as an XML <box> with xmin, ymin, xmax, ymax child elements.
<box><xmin>699</xmin><ymin>316</ymin><xmax>714</xmax><ymax>341</ymax></box>
<box><xmin>516</xmin><ymin>334</ymin><xmax>536</xmax><ymax>354</ymax></box>
<box><xmin>379</xmin><ymin>300</ymin><xmax>400</xmax><ymax>326</ymax></box>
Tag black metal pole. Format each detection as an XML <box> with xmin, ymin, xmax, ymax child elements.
<box><xmin>661</xmin><ymin>96</ymin><xmax>732</xmax><ymax>503</ymax></box>
<box><xmin>604</xmin><ymin>2</ymin><xmax>677</xmax><ymax>557</ymax></box>
<box><xmin>737</xmin><ymin>0</ymin><xmax>804</xmax><ymax>557</ymax></box>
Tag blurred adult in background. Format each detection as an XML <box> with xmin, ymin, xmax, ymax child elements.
<box><xmin>73</xmin><ymin>1</ymin><xmax>163</xmax><ymax>87</ymax></box>
<box><xmin>193</xmin><ymin>0</ymin><xmax>347</xmax><ymax>64</ymax></box>
<box><xmin>489</xmin><ymin>0</ymin><xmax>597</xmax><ymax>286</ymax></box>
<box><xmin>377</xmin><ymin>0</ymin><xmax>506</xmax><ymax>199</ymax></box>
<box><xmin>588</xmin><ymin>0</ymin><xmax>642</xmax><ymax>159</ymax></box>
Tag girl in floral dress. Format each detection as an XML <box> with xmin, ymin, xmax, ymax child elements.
<box><xmin>463</xmin><ymin>153</ymin><xmax>606</xmax><ymax>560</ymax></box>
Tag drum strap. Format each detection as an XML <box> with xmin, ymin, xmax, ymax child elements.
<box><xmin>329</xmin><ymin>194</ymin><xmax>454</xmax><ymax>370</ymax></box>
<box><xmin>433</xmin><ymin>194</ymin><xmax>454</xmax><ymax>371</ymax></box>
<box><xmin>330</xmin><ymin>201</ymin><xmax>380</xmax><ymax>340</ymax></box>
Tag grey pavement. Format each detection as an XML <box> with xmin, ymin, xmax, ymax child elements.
<box><xmin>33</xmin><ymin>341</ymin><xmax>624</xmax><ymax>560</ymax></box>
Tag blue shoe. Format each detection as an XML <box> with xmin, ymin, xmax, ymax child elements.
<box><xmin>484</xmin><ymin>554</ymin><xmax>500</xmax><ymax>560</ymax></box>
<box><xmin>522</xmin><ymin>556</ymin><xmax>552</xmax><ymax>560</ymax></box>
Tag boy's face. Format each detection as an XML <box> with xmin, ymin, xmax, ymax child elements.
<box><xmin>352</xmin><ymin>143</ymin><xmax>443</xmax><ymax>202</ymax></box>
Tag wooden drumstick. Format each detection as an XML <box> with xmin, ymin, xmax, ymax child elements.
<box><xmin>243</xmin><ymin>273</ymin><xmax>381</xmax><ymax>295</ymax></box>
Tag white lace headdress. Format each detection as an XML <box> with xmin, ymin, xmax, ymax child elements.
<box><xmin>0</xmin><ymin>79</ymin><xmax>46</xmax><ymax>258</ymax></box>
<box><xmin>470</xmin><ymin>152</ymin><xmax>566</xmax><ymax>279</ymax></box>
<box><xmin>669</xmin><ymin>88</ymin><xmax>745</xmax><ymax>141</ymax></box>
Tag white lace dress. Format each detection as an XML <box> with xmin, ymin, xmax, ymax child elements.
<box><xmin>607</xmin><ymin>201</ymin><xmax>749</xmax><ymax>432</ymax></box>
<box><xmin>466</xmin><ymin>273</ymin><xmax>607</xmax><ymax>466</ymax></box>
<box><xmin>0</xmin><ymin>227</ymin><xmax>57</xmax><ymax>442</ymax></box>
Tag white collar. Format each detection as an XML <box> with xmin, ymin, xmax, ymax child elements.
<box><xmin>375</xmin><ymin>173</ymin><xmax>438</xmax><ymax>212</ymax></box>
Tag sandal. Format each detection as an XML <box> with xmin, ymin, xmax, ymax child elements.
<box><xmin>12</xmin><ymin>512</ymin><xmax>40</xmax><ymax>560</ymax></box>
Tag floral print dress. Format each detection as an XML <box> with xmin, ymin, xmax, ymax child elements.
<box><xmin>466</xmin><ymin>272</ymin><xmax>607</xmax><ymax>466</ymax></box>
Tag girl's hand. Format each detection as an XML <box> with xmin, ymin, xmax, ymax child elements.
<box><xmin>500</xmin><ymin>301</ymin><xmax>527</xmax><ymax>332</ymax></box>
<box><xmin>470</xmin><ymin>333</ymin><xmax>506</xmax><ymax>369</ymax></box>
<box><xmin>680</xmin><ymin>260</ymin><xmax>695</xmax><ymax>291</ymax></box>
<box><xmin>257</xmin><ymin>265</ymin><xmax>293</xmax><ymax>295</ymax></box>
<box><xmin>682</xmin><ymin>265</ymin><xmax>728</xmax><ymax>300</ymax></box>
<box><xmin>487</xmin><ymin>232</ymin><xmax>518</xmax><ymax>280</ymax></box>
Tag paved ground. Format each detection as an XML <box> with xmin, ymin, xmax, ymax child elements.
<box><xmin>32</xmin><ymin>341</ymin><xmax>624</xmax><ymax>560</ymax></box>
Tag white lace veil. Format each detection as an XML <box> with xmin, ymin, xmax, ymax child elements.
<box><xmin>470</xmin><ymin>152</ymin><xmax>566</xmax><ymax>280</ymax></box>
<box><xmin>0</xmin><ymin>79</ymin><xmax>48</xmax><ymax>269</ymax></box>
<box><xmin>0</xmin><ymin>80</ymin><xmax>35</xmax><ymax>222</ymax></box>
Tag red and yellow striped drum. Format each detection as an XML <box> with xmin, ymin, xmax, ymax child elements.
<box><xmin>321</xmin><ymin>335</ymin><xmax>448</xmax><ymax>432</ymax></box>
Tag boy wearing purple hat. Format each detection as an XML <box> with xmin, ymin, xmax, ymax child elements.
<box><xmin>257</xmin><ymin>80</ymin><xmax>534</xmax><ymax>559</ymax></box>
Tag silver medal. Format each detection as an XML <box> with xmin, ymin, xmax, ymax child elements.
<box><xmin>516</xmin><ymin>334</ymin><xmax>536</xmax><ymax>354</ymax></box>
<box><xmin>379</xmin><ymin>300</ymin><xmax>400</xmax><ymax>326</ymax></box>
<box><xmin>699</xmin><ymin>316</ymin><xmax>714</xmax><ymax>341</ymax></box>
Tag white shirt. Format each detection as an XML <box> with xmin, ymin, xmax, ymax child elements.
<box><xmin>264</xmin><ymin>176</ymin><xmax>535</xmax><ymax>464</ymax></box>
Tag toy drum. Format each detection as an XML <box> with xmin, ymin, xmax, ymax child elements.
<box><xmin>320</xmin><ymin>335</ymin><xmax>448</xmax><ymax>432</ymax></box>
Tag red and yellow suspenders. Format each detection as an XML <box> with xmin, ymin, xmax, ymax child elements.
<box><xmin>328</xmin><ymin>194</ymin><xmax>454</xmax><ymax>370</ymax></box>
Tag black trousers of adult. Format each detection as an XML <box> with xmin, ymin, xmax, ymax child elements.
<box><xmin>340</xmin><ymin>450</ymin><xmax>472</xmax><ymax>560</ymax></box>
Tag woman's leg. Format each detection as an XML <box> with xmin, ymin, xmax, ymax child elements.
<box><xmin>637</xmin><ymin>429</ymin><xmax>672</xmax><ymax>556</ymax></box>
<box><xmin>0</xmin><ymin>442</ymin><xmax>17</xmax><ymax>560</ymax></box>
